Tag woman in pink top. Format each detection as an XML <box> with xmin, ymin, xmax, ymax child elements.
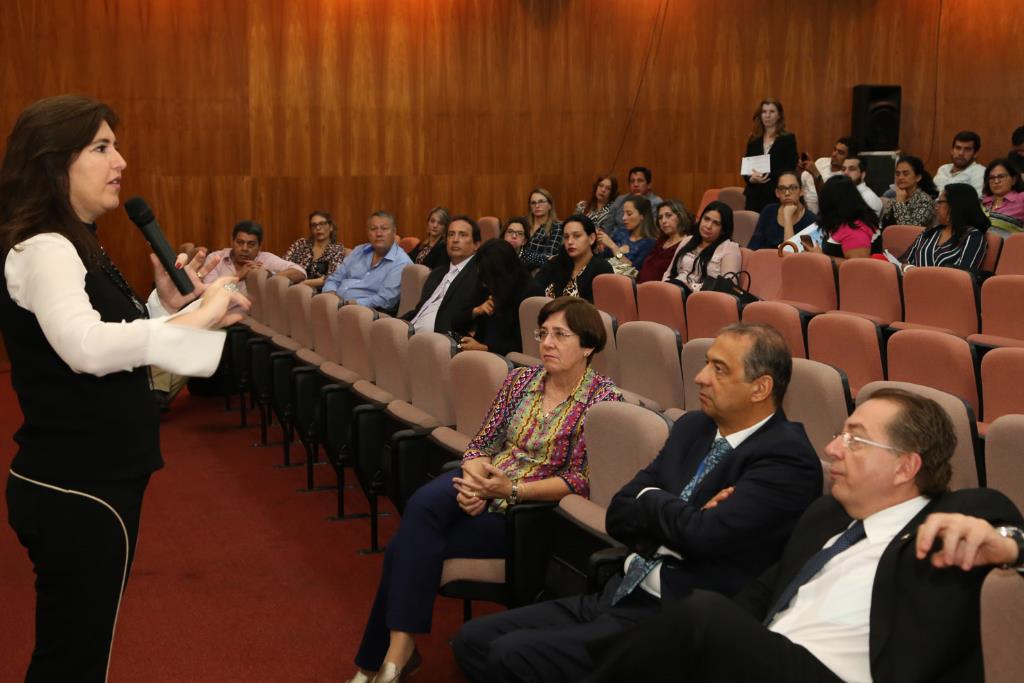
<box><xmin>809</xmin><ymin>176</ymin><xmax>881</xmax><ymax>262</ymax></box>
<box><xmin>982</xmin><ymin>158</ymin><xmax>1024</xmax><ymax>238</ymax></box>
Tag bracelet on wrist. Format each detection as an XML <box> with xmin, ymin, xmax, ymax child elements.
<box><xmin>508</xmin><ymin>481</ymin><xmax>520</xmax><ymax>506</ymax></box>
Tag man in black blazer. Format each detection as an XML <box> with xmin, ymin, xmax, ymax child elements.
<box><xmin>453</xmin><ymin>323</ymin><xmax>823</xmax><ymax>682</ymax></box>
<box><xmin>585</xmin><ymin>388</ymin><xmax>1024</xmax><ymax>683</ymax></box>
<box><xmin>404</xmin><ymin>215</ymin><xmax>485</xmax><ymax>335</ymax></box>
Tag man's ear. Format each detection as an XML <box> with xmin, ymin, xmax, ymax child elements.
<box><xmin>894</xmin><ymin>451</ymin><xmax>923</xmax><ymax>487</ymax></box>
<box><xmin>749</xmin><ymin>375</ymin><xmax>773</xmax><ymax>404</ymax></box>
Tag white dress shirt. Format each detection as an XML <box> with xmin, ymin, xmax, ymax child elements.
<box><xmin>410</xmin><ymin>255</ymin><xmax>472</xmax><ymax>333</ymax></box>
<box><xmin>769</xmin><ymin>495</ymin><xmax>931</xmax><ymax>683</ymax></box>
<box><xmin>4</xmin><ymin>233</ymin><xmax>225</xmax><ymax>378</ymax></box>
<box><xmin>857</xmin><ymin>182</ymin><xmax>883</xmax><ymax>215</ymax></box>
<box><xmin>934</xmin><ymin>161</ymin><xmax>985</xmax><ymax>196</ymax></box>
<box><xmin>628</xmin><ymin>413</ymin><xmax>775</xmax><ymax>598</ymax></box>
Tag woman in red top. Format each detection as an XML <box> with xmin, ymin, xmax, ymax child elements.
<box><xmin>637</xmin><ymin>199</ymin><xmax>693</xmax><ymax>283</ymax></box>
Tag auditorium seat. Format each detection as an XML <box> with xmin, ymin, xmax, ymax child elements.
<box><xmin>681</xmin><ymin>337</ymin><xmax>714</xmax><ymax>410</ymax></box>
<box><xmin>398</xmin><ymin>236</ymin><xmax>420</xmax><ymax>253</ymax></box>
<box><xmin>978</xmin><ymin>348</ymin><xmax>1024</xmax><ymax>436</ymax></box>
<box><xmin>830</xmin><ymin>257</ymin><xmax>903</xmax><ymax>326</ymax></box>
<box><xmin>889</xmin><ymin>266</ymin><xmax>979</xmax><ymax>338</ymax></box>
<box><xmin>775</xmin><ymin>252</ymin><xmax>837</xmax><ymax>315</ymax></box>
<box><xmin>742</xmin><ymin>301</ymin><xmax>806</xmax><ymax>358</ymax></box>
<box><xmin>591</xmin><ymin>311</ymin><xmax>620</xmax><ymax>385</ymax></box>
<box><xmin>783</xmin><ymin>359</ymin><xmax>851</xmax><ymax>473</ymax></box>
<box><xmin>697</xmin><ymin>188</ymin><xmax>719</xmax><ymax>216</ymax></box>
<box><xmin>981</xmin><ymin>568</ymin><xmax>1024</xmax><ymax>683</ymax></box>
<box><xmin>887</xmin><ymin>329</ymin><xmax>979</xmax><ymax>416</ymax></box>
<box><xmin>397</xmin><ymin>264</ymin><xmax>431</xmax><ymax>318</ymax></box>
<box><xmin>982</xmin><ymin>415</ymin><xmax>1024</xmax><ymax>512</ymax></box>
<box><xmin>994</xmin><ymin>233</ymin><xmax>1024</xmax><ymax>275</ymax></box>
<box><xmin>615</xmin><ymin>321</ymin><xmax>684</xmax><ymax>414</ymax></box>
<box><xmin>478</xmin><ymin>216</ymin><xmax>500</xmax><ymax>241</ymax></box>
<box><xmin>732</xmin><ymin>210</ymin><xmax>759</xmax><ymax>248</ymax></box>
<box><xmin>429</xmin><ymin>350</ymin><xmax>512</xmax><ymax>459</ymax></box>
<box><xmin>592</xmin><ymin>273</ymin><xmax>638</xmax><ymax>324</ymax></box>
<box><xmin>247</xmin><ymin>276</ymin><xmax>301</xmax><ymax>448</ymax></box>
<box><xmin>506</xmin><ymin>296</ymin><xmax>551</xmax><ymax>367</ymax></box>
<box><xmin>685</xmin><ymin>291</ymin><xmax>740</xmax><ymax>340</ymax></box>
<box><xmin>240</xmin><ymin>268</ymin><xmax>272</xmax><ymax>333</ymax></box>
<box><xmin>881</xmin><ymin>224</ymin><xmax>924</xmax><ymax>259</ymax></box>
<box><xmin>266</xmin><ymin>283</ymin><xmax>315</xmax><ymax>468</ymax></box>
<box><xmin>717</xmin><ymin>186</ymin><xmax>745</xmax><ymax>212</ymax></box>
<box><xmin>636</xmin><ymin>281</ymin><xmax>686</xmax><ymax>339</ymax></box>
<box><xmin>743</xmin><ymin>248</ymin><xmax>783</xmax><ymax>301</ymax></box>
<box><xmin>979</xmin><ymin>230</ymin><xmax>1003</xmax><ymax>274</ymax></box>
<box><xmin>968</xmin><ymin>275</ymin><xmax>1024</xmax><ymax>349</ymax></box>
<box><xmin>807</xmin><ymin>313</ymin><xmax>884</xmax><ymax>398</ymax></box>
<box><xmin>858</xmin><ymin>380</ymin><xmax>981</xmax><ymax>489</ymax></box>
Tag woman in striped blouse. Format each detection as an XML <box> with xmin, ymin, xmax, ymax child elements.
<box><xmin>346</xmin><ymin>297</ymin><xmax>622</xmax><ymax>683</ymax></box>
<box><xmin>902</xmin><ymin>183</ymin><xmax>989</xmax><ymax>273</ymax></box>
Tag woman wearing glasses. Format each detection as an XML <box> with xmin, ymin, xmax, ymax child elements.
<box><xmin>747</xmin><ymin>171</ymin><xmax>817</xmax><ymax>250</ymax></box>
<box><xmin>981</xmin><ymin>158</ymin><xmax>1024</xmax><ymax>238</ymax></box>
<box><xmin>519</xmin><ymin>188</ymin><xmax>563</xmax><ymax>270</ymax></box>
<box><xmin>345</xmin><ymin>296</ymin><xmax>622</xmax><ymax>683</ymax></box>
<box><xmin>534</xmin><ymin>214</ymin><xmax>614</xmax><ymax>302</ymax></box>
<box><xmin>283</xmin><ymin>210</ymin><xmax>346</xmax><ymax>290</ymax></box>
<box><xmin>499</xmin><ymin>216</ymin><xmax>530</xmax><ymax>258</ymax></box>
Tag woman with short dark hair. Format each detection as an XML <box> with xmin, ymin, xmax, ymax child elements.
<box><xmin>345</xmin><ymin>296</ymin><xmax>622</xmax><ymax>683</ymax></box>
<box><xmin>880</xmin><ymin>155</ymin><xmax>937</xmax><ymax>228</ymax></box>
<box><xmin>499</xmin><ymin>216</ymin><xmax>530</xmax><ymax>257</ymax></box>
<box><xmin>284</xmin><ymin>210</ymin><xmax>346</xmax><ymax>290</ymax></box>
<box><xmin>981</xmin><ymin>158</ymin><xmax>1024</xmax><ymax>238</ymax></box>
<box><xmin>903</xmin><ymin>183</ymin><xmax>988</xmax><ymax>272</ymax></box>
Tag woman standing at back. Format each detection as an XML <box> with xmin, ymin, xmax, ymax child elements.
<box><xmin>742</xmin><ymin>98</ymin><xmax>799</xmax><ymax>213</ymax></box>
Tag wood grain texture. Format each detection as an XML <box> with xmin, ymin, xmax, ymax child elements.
<box><xmin>1</xmin><ymin>0</ymin><xmax>1021</xmax><ymax>308</ymax></box>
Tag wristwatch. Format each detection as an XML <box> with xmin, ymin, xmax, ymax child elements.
<box><xmin>508</xmin><ymin>482</ymin><xmax>520</xmax><ymax>506</ymax></box>
<box><xmin>995</xmin><ymin>526</ymin><xmax>1024</xmax><ymax>569</ymax></box>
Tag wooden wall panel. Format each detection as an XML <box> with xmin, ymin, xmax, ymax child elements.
<box><xmin>1</xmin><ymin>0</ymin><xmax>1021</xmax><ymax>311</ymax></box>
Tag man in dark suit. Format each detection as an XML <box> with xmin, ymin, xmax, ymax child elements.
<box><xmin>453</xmin><ymin>323</ymin><xmax>823</xmax><ymax>682</ymax></box>
<box><xmin>585</xmin><ymin>388</ymin><xmax>1024</xmax><ymax>683</ymax></box>
<box><xmin>404</xmin><ymin>215</ymin><xmax>485</xmax><ymax>335</ymax></box>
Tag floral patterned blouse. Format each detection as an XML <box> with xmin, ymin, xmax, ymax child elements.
<box><xmin>880</xmin><ymin>188</ymin><xmax>936</xmax><ymax>228</ymax></box>
<box><xmin>463</xmin><ymin>364</ymin><xmax>622</xmax><ymax>511</ymax></box>
<box><xmin>283</xmin><ymin>238</ymin><xmax>346</xmax><ymax>279</ymax></box>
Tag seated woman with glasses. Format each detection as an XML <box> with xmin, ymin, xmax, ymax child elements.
<box><xmin>499</xmin><ymin>216</ymin><xmax>530</xmax><ymax>258</ymax></box>
<box><xmin>534</xmin><ymin>214</ymin><xmax>614</xmax><ymax>302</ymax></box>
<box><xmin>284</xmin><ymin>211</ymin><xmax>347</xmax><ymax>290</ymax></box>
<box><xmin>747</xmin><ymin>171</ymin><xmax>817</xmax><ymax>250</ymax></box>
<box><xmin>981</xmin><ymin>158</ymin><xmax>1024</xmax><ymax>238</ymax></box>
<box><xmin>902</xmin><ymin>183</ymin><xmax>988</xmax><ymax>273</ymax></box>
<box><xmin>520</xmin><ymin>188</ymin><xmax>564</xmax><ymax>270</ymax></box>
<box><xmin>345</xmin><ymin>296</ymin><xmax>622</xmax><ymax>683</ymax></box>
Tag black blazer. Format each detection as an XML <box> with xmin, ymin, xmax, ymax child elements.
<box><xmin>534</xmin><ymin>256</ymin><xmax>613</xmax><ymax>303</ymax></box>
<box><xmin>742</xmin><ymin>132</ymin><xmax>799</xmax><ymax>213</ymax></box>
<box><xmin>606</xmin><ymin>410</ymin><xmax>822</xmax><ymax>601</ymax></box>
<box><xmin>734</xmin><ymin>489</ymin><xmax>1024</xmax><ymax>683</ymax></box>
<box><xmin>450</xmin><ymin>277</ymin><xmax>544</xmax><ymax>355</ymax></box>
<box><xmin>401</xmin><ymin>257</ymin><xmax>485</xmax><ymax>335</ymax></box>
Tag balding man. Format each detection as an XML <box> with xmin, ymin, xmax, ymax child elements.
<box><xmin>323</xmin><ymin>211</ymin><xmax>411</xmax><ymax>311</ymax></box>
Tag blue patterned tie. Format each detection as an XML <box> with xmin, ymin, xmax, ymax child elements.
<box><xmin>763</xmin><ymin>520</ymin><xmax>867</xmax><ymax>624</ymax></box>
<box><xmin>611</xmin><ymin>437</ymin><xmax>733</xmax><ymax>605</ymax></box>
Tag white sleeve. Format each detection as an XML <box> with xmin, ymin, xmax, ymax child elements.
<box><xmin>5</xmin><ymin>234</ymin><xmax>225</xmax><ymax>378</ymax></box>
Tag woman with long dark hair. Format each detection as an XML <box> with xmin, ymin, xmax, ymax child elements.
<box><xmin>284</xmin><ymin>210</ymin><xmax>346</xmax><ymax>290</ymax></box>
<box><xmin>1</xmin><ymin>95</ymin><xmax>245</xmax><ymax>680</ymax></box>
<box><xmin>534</xmin><ymin>214</ymin><xmax>613</xmax><ymax>302</ymax></box>
<box><xmin>454</xmin><ymin>239</ymin><xmax>543</xmax><ymax>355</ymax></box>
<box><xmin>809</xmin><ymin>175</ymin><xmax>881</xmax><ymax>262</ymax></box>
<box><xmin>903</xmin><ymin>183</ymin><xmax>989</xmax><ymax>272</ymax></box>
<box><xmin>742</xmin><ymin>98</ymin><xmax>799</xmax><ymax>213</ymax></box>
<box><xmin>664</xmin><ymin>201</ymin><xmax>742</xmax><ymax>292</ymax></box>
<box><xmin>880</xmin><ymin>155</ymin><xmax>938</xmax><ymax>228</ymax></box>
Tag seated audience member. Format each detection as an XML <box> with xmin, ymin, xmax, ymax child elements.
<box><xmin>933</xmin><ymin>130</ymin><xmax>985</xmax><ymax>196</ymax></box>
<box><xmin>842</xmin><ymin>154</ymin><xmax>883</xmax><ymax>215</ymax></box>
<box><xmin>747</xmin><ymin>172</ymin><xmax>818</xmax><ymax>250</ymax></box>
<box><xmin>344</xmin><ymin>297</ymin><xmax>623</xmax><ymax>683</ymax></box>
<box><xmin>743</xmin><ymin>98</ymin><xmax>799</xmax><ymax>213</ymax></box>
<box><xmin>534</xmin><ymin>214</ymin><xmax>613</xmax><ymax>302</ymax></box>
<box><xmin>407</xmin><ymin>206</ymin><xmax>452</xmax><ymax>269</ymax></box>
<box><xmin>1010</xmin><ymin>125</ymin><xmax>1024</xmax><ymax>176</ymax></box>
<box><xmin>454</xmin><ymin>239</ymin><xmax>544</xmax><ymax>355</ymax></box>
<box><xmin>404</xmin><ymin>216</ymin><xmax>484</xmax><ymax>335</ymax></box>
<box><xmin>607</xmin><ymin>166</ymin><xmax>664</xmax><ymax>234</ymax></box>
<box><xmin>519</xmin><ymin>188</ymin><xmax>563</xmax><ymax>270</ymax></box>
<box><xmin>664</xmin><ymin>201</ymin><xmax>742</xmax><ymax>292</ymax></box>
<box><xmin>322</xmin><ymin>211</ymin><xmax>412</xmax><ymax>311</ymax></box>
<box><xmin>585</xmin><ymin>389</ymin><xmax>1024</xmax><ymax>683</ymax></box>
<box><xmin>800</xmin><ymin>136</ymin><xmax>859</xmax><ymax>194</ymax></box>
<box><xmin>453</xmin><ymin>323</ymin><xmax>823</xmax><ymax>683</ymax></box>
<box><xmin>283</xmin><ymin>210</ymin><xmax>346</xmax><ymax>290</ymax></box>
<box><xmin>637</xmin><ymin>199</ymin><xmax>693</xmax><ymax>283</ymax></box>
<box><xmin>902</xmin><ymin>183</ymin><xmax>988</xmax><ymax>273</ymax></box>
<box><xmin>880</xmin><ymin>155</ymin><xmax>937</xmax><ymax>228</ymax></box>
<box><xmin>201</xmin><ymin>220</ymin><xmax>305</xmax><ymax>291</ymax></box>
<box><xmin>982</xmin><ymin>158</ymin><xmax>1024</xmax><ymax>237</ymax></box>
<box><xmin>574</xmin><ymin>175</ymin><xmax>619</xmax><ymax>230</ymax></box>
<box><xmin>808</xmin><ymin>176</ymin><xmax>882</xmax><ymax>263</ymax></box>
<box><xmin>500</xmin><ymin>216</ymin><xmax>530</xmax><ymax>257</ymax></box>
<box><xmin>596</xmin><ymin>194</ymin><xmax>658</xmax><ymax>273</ymax></box>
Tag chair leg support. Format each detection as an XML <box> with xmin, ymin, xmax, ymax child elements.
<box><xmin>325</xmin><ymin>462</ymin><xmax>368</xmax><ymax>521</ymax></box>
<box><xmin>463</xmin><ymin>599</ymin><xmax>472</xmax><ymax>622</ymax></box>
<box><xmin>358</xmin><ymin>494</ymin><xmax>386</xmax><ymax>555</ymax></box>
<box><xmin>297</xmin><ymin>442</ymin><xmax>336</xmax><ymax>493</ymax></box>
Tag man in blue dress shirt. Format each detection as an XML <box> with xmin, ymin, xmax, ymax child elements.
<box><xmin>323</xmin><ymin>211</ymin><xmax>412</xmax><ymax>311</ymax></box>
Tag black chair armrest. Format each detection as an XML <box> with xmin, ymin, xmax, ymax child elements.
<box><xmin>506</xmin><ymin>501</ymin><xmax>558</xmax><ymax>606</ymax></box>
<box><xmin>587</xmin><ymin>546</ymin><xmax>630</xmax><ymax>594</ymax></box>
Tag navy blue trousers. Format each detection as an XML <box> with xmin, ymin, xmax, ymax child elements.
<box><xmin>354</xmin><ymin>468</ymin><xmax>508</xmax><ymax>670</ymax></box>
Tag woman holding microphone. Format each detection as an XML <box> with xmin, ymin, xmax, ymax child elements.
<box><xmin>1</xmin><ymin>95</ymin><xmax>246</xmax><ymax>681</ymax></box>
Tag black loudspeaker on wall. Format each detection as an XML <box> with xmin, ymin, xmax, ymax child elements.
<box><xmin>852</xmin><ymin>85</ymin><xmax>901</xmax><ymax>151</ymax></box>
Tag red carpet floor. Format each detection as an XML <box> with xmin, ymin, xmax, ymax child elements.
<box><xmin>0</xmin><ymin>372</ymin><xmax>494</xmax><ymax>681</ymax></box>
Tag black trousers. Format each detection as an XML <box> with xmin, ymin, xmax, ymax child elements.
<box><xmin>453</xmin><ymin>575</ymin><xmax>660</xmax><ymax>683</ymax></box>
<box><xmin>6</xmin><ymin>470</ymin><xmax>150</xmax><ymax>683</ymax></box>
<box><xmin>583</xmin><ymin>590</ymin><xmax>844</xmax><ymax>683</ymax></box>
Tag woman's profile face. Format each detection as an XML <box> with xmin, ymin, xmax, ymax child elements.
<box><xmin>68</xmin><ymin>121</ymin><xmax>126</xmax><ymax>223</ymax></box>
<box><xmin>595</xmin><ymin>178</ymin><xmax>612</xmax><ymax>203</ymax></box>
<box><xmin>698</xmin><ymin>210</ymin><xmax>723</xmax><ymax>244</ymax></box>
<box><xmin>988</xmin><ymin>165</ymin><xmax>1014</xmax><ymax>197</ymax></box>
<box><xmin>894</xmin><ymin>162</ymin><xmax>921</xmax><ymax>191</ymax></box>
<box><xmin>935</xmin><ymin>192</ymin><xmax>950</xmax><ymax>225</ymax></box>
<box><xmin>503</xmin><ymin>222</ymin><xmax>527</xmax><ymax>250</ymax></box>
<box><xmin>658</xmin><ymin>206</ymin><xmax>679</xmax><ymax>236</ymax></box>
<box><xmin>427</xmin><ymin>211</ymin><xmax>446</xmax><ymax>239</ymax></box>
<box><xmin>530</xmin><ymin>192</ymin><xmax>551</xmax><ymax>220</ymax></box>
<box><xmin>760</xmin><ymin>103</ymin><xmax>780</xmax><ymax>130</ymax></box>
<box><xmin>622</xmin><ymin>201</ymin><xmax>641</xmax><ymax>232</ymax></box>
<box><xmin>562</xmin><ymin>221</ymin><xmax>594</xmax><ymax>260</ymax></box>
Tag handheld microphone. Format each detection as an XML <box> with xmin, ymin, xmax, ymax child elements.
<box><xmin>124</xmin><ymin>196</ymin><xmax>195</xmax><ymax>296</ymax></box>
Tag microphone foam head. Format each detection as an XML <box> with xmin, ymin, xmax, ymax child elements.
<box><xmin>124</xmin><ymin>196</ymin><xmax>154</xmax><ymax>226</ymax></box>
